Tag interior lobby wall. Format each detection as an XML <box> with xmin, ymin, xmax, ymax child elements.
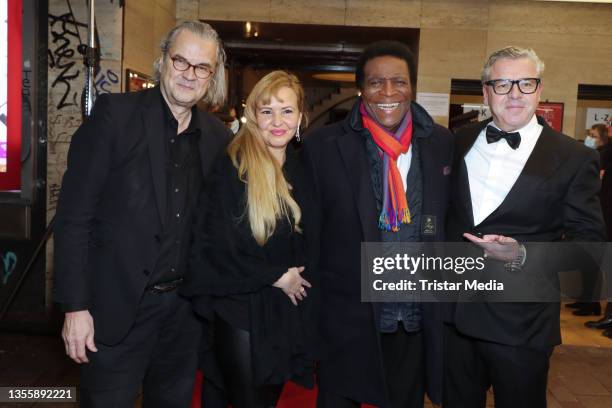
<box><xmin>576</xmin><ymin>99</ymin><xmax>612</xmax><ymax>140</ymax></box>
<box><xmin>123</xmin><ymin>0</ymin><xmax>177</xmax><ymax>84</ymax></box>
<box><xmin>180</xmin><ymin>0</ymin><xmax>612</xmax><ymax>137</ymax></box>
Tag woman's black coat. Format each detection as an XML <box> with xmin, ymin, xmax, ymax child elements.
<box><xmin>181</xmin><ymin>146</ymin><xmax>319</xmax><ymax>390</ymax></box>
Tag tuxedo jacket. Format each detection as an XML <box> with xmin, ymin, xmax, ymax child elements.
<box><xmin>303</xmin><ymin>100</ymin><xmax>453</xmax><ymax>407</ymax></box>
<box><xmin>446</xmin><ymin>116</ymin><xmax>605</xmax><ymax>348</ymax></box>
<box><xmin>53</xmin><ymin>87</ymin><xmax>230</xmax><ymax>345</ymax></box>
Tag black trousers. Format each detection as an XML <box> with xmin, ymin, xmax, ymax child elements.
<box><xmin>443</xmin><ymin>324</ymin><xmax>553</xmax><ymax>408</ymax></box>
<box><xmin>317</xmin><ymin>329</ymin><xmax>424</xmax><ymax>408</ymax></box>
<box><xmin>201</xmin><ymin>380</ymin><xmax>228</xmax><ymax>408</ymax></box>
<box><xmin>79</xmin><ymin>290</ymin><xmax>202</xmax><ymax>408</ymax></box>
<box><xmin>214</xmin><ymin>316</ymin><xmax>283</xmax><ymax>408</ymax></box>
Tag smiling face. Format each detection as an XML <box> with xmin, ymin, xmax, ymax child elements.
<box><xmin>256</xmin><ymin>86</ymin><xmax>302</xmax><ymax>161</ymax></box>
<box><xmin>483</xmin><ymin>57</ymin><xmax>543</xmax><ymax>132</ymax></box>
<box><xmin>361</xmin><ymin>55</ymin><xmax>412</xmax><ymax>131</ymax></box>
<box><xmin>159</xmin><ymin>29</ymin><xmax>217</xmax><ymax>111</ymax></box>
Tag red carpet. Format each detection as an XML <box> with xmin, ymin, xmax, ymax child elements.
<box><xmin>190</xmin><ymin>370</ymin><xmax>376</xmax><ymax>407</ymax></box>
<box><xmin>190</xmin><ymin>370</ymin><xmax>316</xmax><ymax>407</ymax></box>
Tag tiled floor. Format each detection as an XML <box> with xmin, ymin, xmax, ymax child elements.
<box><xmin>0</xmin><ymin>304</ymin><xmax>610</xmax><ymax>407</ymax></box>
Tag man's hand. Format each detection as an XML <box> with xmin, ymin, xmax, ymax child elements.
<box><xmin>463</xmin><ymin>233</ymin><xmax>519</xmax><ymax>262</ymax></box>
<box><xmin>62</xmin><ymin>310</ymin><xmax>97</xmax><ymax>364</ymax></box>
<box><xmin>273</xmin><ymin>266</ymin><xmax>312</xmax><ymax>306</ymax></box>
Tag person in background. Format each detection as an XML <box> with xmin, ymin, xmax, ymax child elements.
<box><xmin>584</xmin><ymin>123</ymin><xmax>612</xmax><ymax>336</ymax></box>
<box><xmin>228</xmin><ymin>106</ymin><xmax>241</xmax><ymax>134</ymax></box>
<box><xmin>53</xmin><ymin>21</ymin><xmax>230</xmax><ymax>407</ymax></box>
<box><xmin>181</xmin><ymin>70</ymin><xmax>318</xmax><ymax>408</ymax></box>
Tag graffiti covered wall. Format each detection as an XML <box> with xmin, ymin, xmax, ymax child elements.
<box><xmin>46</xmin><ymin>0</ymin><xmax>123</xmax><ymax>306</ymax></box>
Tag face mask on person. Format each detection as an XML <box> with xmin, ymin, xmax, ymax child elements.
<box><xmin>584</xmin><ymin>136</ymin><xmax>598</xmax><ymax>149</ymax></box>
<box><xmin>230</xmin><ymin>118</ymin><xmax>240</xmax><ymax>135</ymax></box>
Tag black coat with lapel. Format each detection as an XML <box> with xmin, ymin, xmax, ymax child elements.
<box><xmin>53</xmin><ymin>87</ymin><xmax>230</xmax><ymax>345</ymax></box>
<box><xmin>303</xmin><ymin>100</ymin><xmax>453</xmax><ymax>407</ymax></box>
<box><xmin>447</xmin><ymin>117</ymin><xmax>605</xmax><ymax>348</ymax></box>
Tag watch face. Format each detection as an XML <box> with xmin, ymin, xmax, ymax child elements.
<box><xmin>504</xmin><ymin>245</ymin><xmax>526</xmax><ymax>272</ymax></box>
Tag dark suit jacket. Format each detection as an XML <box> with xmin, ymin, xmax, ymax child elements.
<box><xmin>53</xmin><ymin>87</ymin><xmax>230</xmax><ymax>345</ymax></box>
<box><xmin>447</xmin><ymin>116</ymin><xmax>605</xmax><ymax>348</ymax></box>
<box><xmin>303</xmin><ymin>100</ymin><xmax>453</xmax><ymax>407</ymax></box>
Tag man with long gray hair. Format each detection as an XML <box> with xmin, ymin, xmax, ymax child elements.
<box><xmin>445</xmin><ymin>46</ymin><xmax>604</xmax><ymax>407</ymax></box>
<box><xmin>53</xmin><ymin>21</ymin><xmax>230</xmax><ymax>407</ymax></box>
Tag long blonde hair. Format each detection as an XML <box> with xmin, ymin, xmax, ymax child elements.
<box><xmin>227</xmin><ymin>71</ymin><xmax>306</xmax><ymax>246</ymax></box>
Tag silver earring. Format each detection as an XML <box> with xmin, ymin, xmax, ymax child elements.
<box><xmin>295</xmin><ymin>126</ymin><xmax>301</xmax><ymax>142</ymax></box>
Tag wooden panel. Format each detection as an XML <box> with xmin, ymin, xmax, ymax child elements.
<box><xmin>489</xmin><ymin>0</ymin><xmax>612</xmax><ymax>36</ymax></box>
<box><xmin>155</xmin><ymin>0</ymin><xmax>176</xmax><ymax>16</ymax></box>
<box><xmin>421</xmin><ymin>0</ymin><xmax>489</xmax><ymax>30</ymax></box>
<box><xmin>419</xmin><ymin>28</ymin><xmax>487</xmax><ymax>81</ymax></box>
<box><xmin>270</xmin><ymin>0</ymin><xmax>346</xmax><ymax>25</ymax></box>
<box><xmin>176</xmin><ymin>0</ymin><xmax>198</xmax><ymax>20</ymax></box>
<box><xmin>198</xmin><ymin>0</ymin><xmax>270</xmax><ymax>22</ymax></box>
<box><xmin>124</xmin><ymin>0</ymin><xmax>155</xmax><ymax>75</ymax></box>
<box><xmin>345</xmin><ymin>0</ymin><xmax>421</xmax><ymax>28</ymax></box>
<box><xmin>154</xmin><ymin>2</ymin><xmax>177</xmax><ymax>58</ymax></box>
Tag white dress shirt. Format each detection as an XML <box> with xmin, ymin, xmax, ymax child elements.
<box><xmin>397</xmin><ymin>146</ymin><xmax>412</xmax><ymax>191</ymax></box>
<box><xmin>465</xmin><ymin>115</ymin><xmax>543</xmax><ymax>226</ymax></box>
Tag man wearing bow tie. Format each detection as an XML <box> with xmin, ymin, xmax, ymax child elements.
<box><xmin>444</xmin><ymin>46</ymin><xmax>604</xmax><ymax>407</ymax></box>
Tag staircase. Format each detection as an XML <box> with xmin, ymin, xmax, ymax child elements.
<box><xmin>305</xmin><ymin>86</ymin><xmax>357</xmax><ymax>129</ymax></box>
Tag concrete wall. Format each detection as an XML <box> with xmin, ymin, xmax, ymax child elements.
<box><xmin>179</xmin><ymin>0</ymin><xmax>612</xmax><ymax>137</ymax></box>
<box><xmin>46</xmin><ymin>0</ymin><xmax>124</xmax><ymax>306</ymax></box>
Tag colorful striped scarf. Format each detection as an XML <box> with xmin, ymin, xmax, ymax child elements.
<box><xmin>360</xmin><ymin>102</ymin><xmax>413</xmax><ymax>232</ymax></box>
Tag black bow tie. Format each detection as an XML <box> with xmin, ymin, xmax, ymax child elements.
<box><xmin>486</xmin><ymin>126</ymin><xmax>521</xmax><ymax>149</ymax></box>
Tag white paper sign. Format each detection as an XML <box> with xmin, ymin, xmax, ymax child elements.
<box><xmin>462</xmin><ymin>103</ymin><xmax>491</xmax><ymax>121</ymax></box>
<box><xmin>586</xmin><ymin>108</ymin><xmax>612</xmax><ymax>129</ymax></box>
<box><xmin>416</xmin><ymin>92</ymin><xmax>450</xmax><ymax>117</ymax></box>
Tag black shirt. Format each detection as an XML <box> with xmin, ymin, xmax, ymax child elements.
<box><xmin>149</xmin><ymin>93</ymin><xmax>203</xmax><ymax>285</ymax></box>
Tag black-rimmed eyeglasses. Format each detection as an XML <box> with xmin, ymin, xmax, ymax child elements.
<box><xmin>483</xmin><ymin>78</ymin><xmax>541</xmax><ymax>95</ymax></box>
<box><xmin>170</xmin><ymin>56</ymin><xmax>214</xmax><ymax>79</ymax></box>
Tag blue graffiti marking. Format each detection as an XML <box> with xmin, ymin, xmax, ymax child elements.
<box><xmin>2</xmin><ymin>252</ymin><xmax>18</xmax><ymax>285</ymax></box>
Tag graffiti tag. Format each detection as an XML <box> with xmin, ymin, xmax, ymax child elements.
<box><xmin>1</xmin><ymin>252</ymin><xmax>18</xmax><ymax>285</ymax></box>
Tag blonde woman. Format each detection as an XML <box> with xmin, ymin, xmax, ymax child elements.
<box><xmin>182</xmin><ymin>71</ymin><xmax>318</xmax><ymax>407</ymax></box>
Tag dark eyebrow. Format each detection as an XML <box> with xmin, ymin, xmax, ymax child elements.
<box><xmin>367</xmin><ymin>75</ymin><xmax>409</xmax><ymax>80</ymax></box>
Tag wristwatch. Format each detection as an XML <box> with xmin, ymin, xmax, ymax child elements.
<box><xmin>504</xmin><ymin>244</ymin><xmax>527</xmax><ymax>273</ymax></box>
